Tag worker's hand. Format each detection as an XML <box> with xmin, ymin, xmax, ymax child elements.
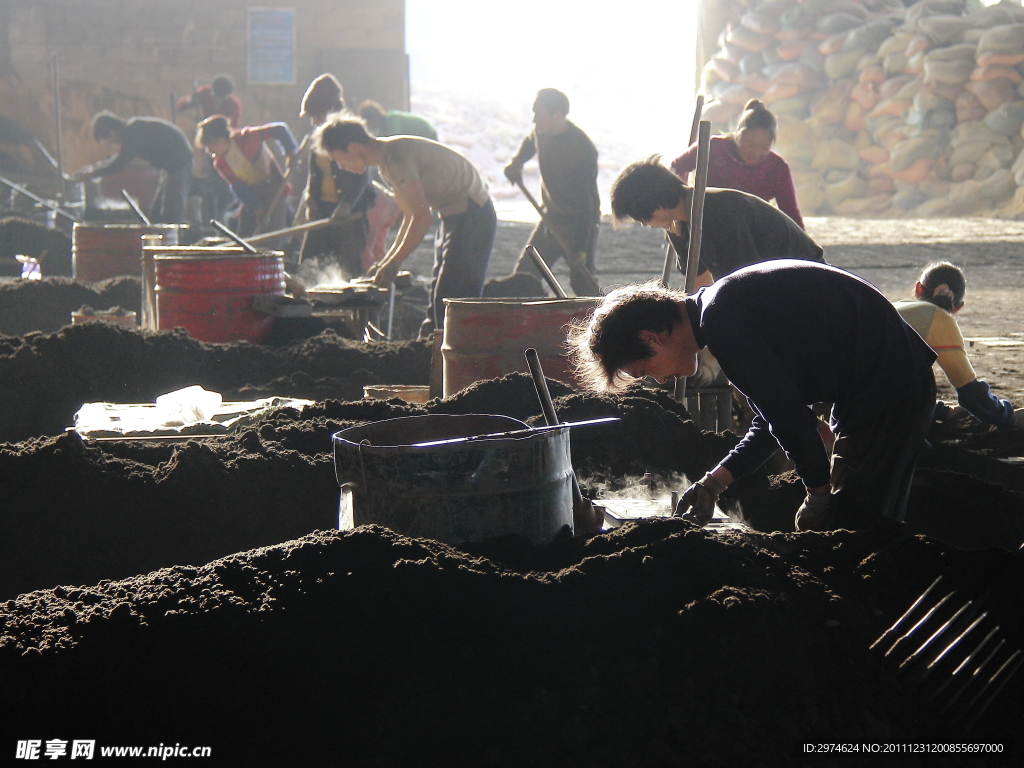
<box><xmin>795</xmin><ymin>487</ymin><xmax>832</xmax><ymax>532</ymax></box>
<box><xmin>504</xmin><ymin>161</ymin><xmax>524</xmax><ymax>185</ymax></box>
<box><xmin>328</xmin><ymin>201</ymin><xmax>353</xmax><ymax>224</ymax></box>
<box><xmin>675</xmin><ymin>473</ymin><xmax>726</xmax><ymax>527</ymax></box>
<box><xmin>687</xmin><ymin>347</ymin><xmax>723</xmax><ymax>389</ymax></box>
<box><xmin>371</xmin><ymin>259</ymin><xmax>400</xmax><ymax>288</ymax></box>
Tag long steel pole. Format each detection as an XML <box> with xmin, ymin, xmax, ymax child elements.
<box><xmin>52</xmin><ymin>54</ymin><xmax>66</xmax><ymax>201</ymax></box>
<box><xmin>660</xmin><ymin>95</ymin><xmax>703</xmax><ymax>288</ymax></box>
<box><xmin>674</xmin><ymin>120</ymin><xmax>712</xmax><ymax>402</ymax></box>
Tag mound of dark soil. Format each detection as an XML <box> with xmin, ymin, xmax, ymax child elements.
<box><xmin>0</xmin><ymin>275</ymin><xmax>141</xmax><ymax>337</ymax></box>
<box><xmin>0</xmin><ymin>322</ymin><xmax>432</xmax><ymax>444</ymax></box>
<box><xmin>1</xmin><ymin>521</ymin><xmax>1021</xmax><ymax>766</ymax></box>
<box><xmin>0</xmin><ymin>216</ymin><xmax>73</xmax><ymax>277</ymax></box>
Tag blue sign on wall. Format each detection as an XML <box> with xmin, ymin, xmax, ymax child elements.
<box><xmin>248</xmin><ymin>8</ymin><xmax>295</xmax><ymax>85</ymax></box>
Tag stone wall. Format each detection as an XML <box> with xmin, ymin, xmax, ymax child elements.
<box><xmin>1</xmin><ymin>0</ymin><xmax>407</xmax><ymax>172</ymax></box>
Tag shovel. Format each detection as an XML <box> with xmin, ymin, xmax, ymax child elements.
<box><xmin>411</xmin><ymin>417</ymin><xmax>619</xmax><ymax>447</ymax></box>
<box><xmin>514</xmin><ymin>179</ymin><xmax>601</xmax><ymax>296</ymax></box>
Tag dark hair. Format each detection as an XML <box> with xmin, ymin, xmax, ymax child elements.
<box><xmin>195</xmin><ymin>115</ymin><xmax>231</xmax><ymax>147</ymax></box>
<box><xmin>567</xmin><ymin>281</ymin><xmax>688</xmax><ymax>391</ymax></box>
<box><xmin>92</xmin><ymin>111</ymin><xmax>125</xmax><ymax>142</ymax></box>
<box><xmin>357</xmin><ymin>100</ymin><xmax>387</xmax><ymax>134</ymax></box>
<box><xmin>610</xmin><ymin>156</ymin><xmax>687</xmax><ymax>225</ymax></box>
<box><xmin>313</xmin><ymin>114</ymin><xmax>372</xmax><ymax>155</ymax></box>
<box><xmin>534</xmin><ymin>88</ymin><xmax>570</xmax><ymax>116</ymax></box>
<box><xmin>735</xmin><ymin>99</ymin><xmax>777</xmax><ymax>141</ymax></box>
<box><xmin>918</xmin><ymin>261</ymin><xmax>966</xmax><ymax>313</ymax></box>
<box><xmin>211</xmin><ymin>75</ymin><xmax>234</xmax><ymax>98</ymax></box>
<box><xmin>300</xmin><ymin>73</ymin><xmax>345</xmax><ymax>118</ymax></box>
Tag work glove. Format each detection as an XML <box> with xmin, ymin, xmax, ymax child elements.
<box><xmin>795</xmin><ymin>489</ymin><xmax>831</xmax><ymax>532</ymax></box>
<box><xmin>675</xmin><ymin>473</ymin><xmax>726</xmax><ymax>527</ymax></box>
<box><xmin>371</xmin><ymin>259</ymin><xmax>401</xmax><ymax>288</ymax></box>
<box><xmin>687</xmin><ymin>347</ymin><xmax>723</xmax><ymax>389</ymax></box>
<box><xmin>504</xmin><ymin>161</ymin><xmax>524</xmax><ymax>185</ymax></box>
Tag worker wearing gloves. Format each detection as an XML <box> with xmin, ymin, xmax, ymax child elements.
<box><xmin>669</xmin><ymin>100</ymin><xmax>804</xmax><ymax>229</ymax></box>
<box><xmin>504</xmin><ymin>88</ymin><xmax>601</xmax><ymax>296</ymax></box>
<box><xmin>567</xmin><ymin>261</ymin><xmax>937</xmax><ymax>532</ymax></box>
<box><xmin>610</xmin><ymin>156</ymin><xmax>824</xmax><ymax>387</ymax></box>
<box><xmin>313</xmin><ymin>114</ymin><xmax>496</xmax><ymax>338</ymax></box>
<box><xmin>72</xmin><ymin>111</ymin><xmax>194</xmax><ymax>224</ymax></box>
<box><xmin>197</xmin><ymin>115</ymin><xmax>298</xmax><ymax>238</ymax></box>
<box><xmin>896</xmin><ymin>261</ymin><xmax>1024</xmax><ymax>428</ymax></box>
<box><xmin>294</xmin><ymin>74</ymin><xmax>376</xmax><ymax>277</ymax></box>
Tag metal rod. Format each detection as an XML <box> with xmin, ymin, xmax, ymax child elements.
<box><xmin>210</xmin><ymin>220</ymin><xmax>258</xmax><ymax>253</ymax></box>
<box><xmin>661</xmin><ymin>95</ymin><xmax>704</xmax><ymax>290</ymax></box>
<box><xmin>871</xmin><ymin>577</ymin><xmax>943</xmax><ymax>651</ymax></box>
<box><xmin>525</xmin><ymin>245</ymin><xmax>568</xmax><ymax>299</ymax></box>
<box><xmin>386</xmin><ymin>282</ymin><xmax>396</xmax><ymax>340</ymax></box>
<box><xmin>684</xmin><ymin>120</ymin><xmax>712</xmax><ymax>294</ymax></box>
<box><xmin>411</xmin><ymin>417</ymin><xmax>619</xmax><ymax>447</ymax></box>
<box><xmin>525</xmin><ymin>347</ymin><xmax>586</xmax><ymax>513</ymax></box>
<box><xmin>515</xmin><ymin>179</ymin><xmax>600</xmax><ymax>296</ymax></box>
<box><xmin>245</xmin><ymin>218</ymin><xmax>332</xmax><ymax>244</ymax></box>
<box><xmin>689</xmin><ymin>95</ymin><xmax>705</xmax><ymax>147</ymax></box>
<box><xmin>170</xmin><ymin>90</ymin><xmax>177</xmax><ymax>124</ymax></box>
<box><xmin>51</xmin><ymin>54</ymin><xmax>66</xmax><ymax>201</ymax></box>
<box><xmin>0</xmin><ymin>175</ymin><xmax>78</xmax><ymax>221</ymax></box>
<box><xmin>121</xmin><ymin>189</ymin><xmax>151</xmax><ymax>225</ymax></box>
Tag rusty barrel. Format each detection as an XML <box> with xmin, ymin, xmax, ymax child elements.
<box><xmin>441</xmin><ymin>297</ymin><xmax>601</xmax><ymax>397</ymax></box>
<box><xmin>333</xmin><ymin>414</ymin><xmax>574</xmax><ymax>544</ymax></box>
<box><xmin>72</xmin><ymin>223</ymin><xmax>180</xmax><ymax>283</ymax></box>
<box><xmin>153</xmin><ymin>247</ymin><xmax>285</xmax><ymax>344</ymax></box>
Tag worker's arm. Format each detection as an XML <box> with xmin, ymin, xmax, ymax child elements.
<box><xmin>264</xmin><ymin>123</ymin><xmax>299</xmax><ymax>156</ymax></box>
<box><xmin>773</xmin><ymin>163</ymin><xmax>805</xmax><ymax>230</ymax></box>
<box><xmin>371</xmin><ymin>179</ymin><xmax>432</xmax><ymax>286</ymax></box>
<box><xmin>504</xmin><ymin>133</ymin><xmax>536</xmax><ymax>183</ymax></box>
<box><xmin>668</xmin><ymin>142</ymin><xmax>698</xmax><ymax>180</ymax></box>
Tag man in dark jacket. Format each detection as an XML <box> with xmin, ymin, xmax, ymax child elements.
<box><xmin>73</xmin><ymin>111</ymin><xmax>194</xmax><ymax>224</ymax></box>
<box><xmin>568</xmin><ymin>261</ymin><xmax>937</xmax><ymax>532</ymax></box>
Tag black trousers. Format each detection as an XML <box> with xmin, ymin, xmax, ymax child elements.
<box><xmin>826</xmin><ymin>369</ymin><xmax>937</xmax><ymax>529</ymax></box>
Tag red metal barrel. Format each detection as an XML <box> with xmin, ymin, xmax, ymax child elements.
<box><xmin>72</xmin><ymin>224</ymin><xmax>180</xmax><ymax>283</ymax></box>
<box><xmin>441</xmin><ymin>297</ymin><xmax>601</xmax><ymax>397</ymax></box>
<box><xmin>154</xmin><ymin>248</ymin><xmax>285</xmax><ymax>344</ymax></box>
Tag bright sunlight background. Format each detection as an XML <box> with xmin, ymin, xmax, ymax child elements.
<box><xmin>405</xmin><ymin>0</ymin><xmax>698</xmax><ymax>218</ymax></box>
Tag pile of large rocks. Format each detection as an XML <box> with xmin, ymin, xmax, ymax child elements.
<box><xmin>703</xmin><ymin>0</ymin><xmax>1024</xmax><ymax>216</ymax></box>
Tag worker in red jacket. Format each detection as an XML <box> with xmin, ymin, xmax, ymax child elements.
<box><xmin>670</xmin><ymin>99</ymin><xmax>804</xmax><ymax>229</ymax></box>
<box><xmin>197</xmin><ymin>115</ymin><xmax>298</xmax><ymax>237</ymax></box>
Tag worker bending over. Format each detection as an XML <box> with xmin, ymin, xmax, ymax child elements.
<box><xmin>896</xmin><ymin>260</ymin><xmax>1024</xmax><ymax>428</ymax></box>
<box><xmin>505</xmin><ymin>88</ymin><xmax>600</xmax><ymax>296</ymax></box>
<box><xmin>568</xmin><ymin>261</ymin><xmax>937</xmax><ymax>532</ymax></box>
<box><xmin>72</xmin><ymin>111</ymin><xmax>194</xmax><ymax>224</ymax></box>
<box><xmin>197</xmin><ymin>115</ymin><xmax>298</xmax><ymax>238</ymax></box>
<box><xmin>313</xmin><ymin>115</ymin><xmax>496</xmax><ymax>338</ymax></box>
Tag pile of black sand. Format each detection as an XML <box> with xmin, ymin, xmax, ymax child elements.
<box><xmin>0</xmin><ymin>216</ymin><xmax>73</xmax><ymax>277</ymax></box>
<box><xmin>0</xmin><ymin>322</ymin><xmax>432</xmax><ymax>444</ymax></box>
<box><xmin>0</xmin><ymin>275</ymin><xmax>140</xmax><ymax>337</ymax></box>
<box><xmin>3</xmin><ymin>372</ymin><xmax>1023</xmax><ymax>606</ymax></box>
<box><xmin>2</xmin><ymin>520</ymin><xmax>1022</xmax><ymax>765</ymax></box>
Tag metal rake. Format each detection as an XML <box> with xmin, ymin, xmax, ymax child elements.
<box><xmin>870</xmin><ymin>575</ymin><xmax>1022</xmax><ymax>735</ymax></box>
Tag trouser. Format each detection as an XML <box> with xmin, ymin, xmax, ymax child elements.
<box><xmin>238</xmin><ymin>182</ymin><xmax>290</xmax><ymax>240</ymax></box>
<box><xmin>424</xmin><ymin>197</ymin><xmax>497</xmax><ymax>333</ymax></box>
<box><xmin>513</xmin><ymin>213</ymin><xmax>599</xmax><ymax>296</ymax></box>
<box><xmin>300</xmin><ymin>199</ymin><xmax>369</xmax><ymax>279</ymax></box>
<box><xmin>826</xmin><ymin>369</ymin><xmax>936</xmax><ymax>529</ymax></box>
<box><xmin>154</xmin><ymin>162</ymin><xmax>191</xmax><ymax>225</ymax></box>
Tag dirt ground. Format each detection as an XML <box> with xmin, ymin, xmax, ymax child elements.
<box><xmin>2</xmin><ymin>215</ymin><xmax>1024</xmax><ymax>764</ymax></box>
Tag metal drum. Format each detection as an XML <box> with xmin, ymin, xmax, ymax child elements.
<box><xmin>72</xmin><ymin>223</ymin><xmax>180</xmax><ymax>282</ymax></box>
<box><xmin>441</xmin><ymin>297</ymin><xmax>601</xmax><ymax>397</ymax></box>
<box><xmin>153</xmin><ymin>247</ymin><xmax>285</xmax><ymax>343</ymax></box>
<box><xmin>332</xmin><ymin>414</ymin><xmax>574</xmax><ymax>544</ymax></box>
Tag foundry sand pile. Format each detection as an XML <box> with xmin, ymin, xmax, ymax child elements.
<box><xmin>704</xmin><ymin>0</ymin><xmax>1024</xmax><ymax>216</ymax></box>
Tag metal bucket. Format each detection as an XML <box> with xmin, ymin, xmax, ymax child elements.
<box><xmin>332</xmin><ymin>414</ymin><xmax>574</xmax><ymax>544</ymax></box>
<box><xmin>153</xmin><ymin>247</ymin><xmax>285</xmax><ymax>344</ymax></box>
<box><xmin>72</xmin><ymin>223</ymin><xmax>180</xmax><ymax>282</ymax></box>
<box><xmin>441</xmin><ymin>297</ymin><xmax>601</xmax><ymax>397</ymax></box>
